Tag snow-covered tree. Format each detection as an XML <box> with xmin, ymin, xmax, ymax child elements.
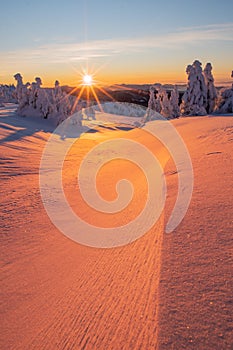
<box><xmin>54</xmin><ymin>80</ymin><xmax>62</xmax><ymax>96</ymax></box>
<box><xmin>51</xmin><ymin>80</ymin><xmax>74</xmax><ymax>122</ymax></box>
<box><xmin>143</xmin><ymin>86</ymin><xmax>163</xmax><ymax>122</ymax></box>
<box><xmin>143</xmin><ymin>86</ymin><xmax>158</xmax><ymax>122</ymax></box>
<box><xmin>0</xmin><ymin>84</ymin><xmax>16</xmax><ymax>104</ymax></box>
<box><xmin>180</xmin><ymin>60</ymin><xmax>207</xmax><ymax>116</ymax></box>
<box><xmin>203</xmin><ymin>63</ymin><xmax>217</xmax><ymax>113</ymax></box>
<box><xmin>28</xmin><ymin>83</ymin><xmax>35</xmax><ymax>108</ymax></box>
<box><xmin>143</xmin><ymin>85</ymin><xmax>175</xmax><ymax>121</ymax></box>
<box><xmin>36</xmin><ymin>88</ymin><xmax>53</xmax><ymax>119</ymax></box>
<box><xmin>13</xmin><ymin>73</ymin><xmax>78</xmax><ymax>123</ymax></box>
<box><xmin>159</xmin><ymin>87</ymin><xmax>173</xmax><ymax>118</ymax></box>
<box><xmin>14</xmin><ymin>73</ymin><xmax>30</xmax><ymax>111</ymax></box>
<box><xmin>14</xmin><ymin>73</ymin><xmax>23</xmax><ymax>101</ymax></box>
<box><xmin>170</xmin><ymin>85</ymin><xmax>180</xmax><ymax>118</ymax></box>
<box><xmin>214</xmin><ymin>88</ymin><xmax>232</xmax><ymax>114</ymax></box>
<box><xmin>214</xmin><ymin>70</ymin><xmax>233</xmax><ymax>114</ymax></box>
<box><xmin>148</xmin><ymin>86</ymin><xmax>157</xmax><ymax>111</ymax></box>
<box><xmin>20</xmin><ymin>82</ymin><xmax>30</xmax><ymax>110</ymax></box>
<box><xmin>154</xmin><ymin>86</ymin><xmax>163</xmax><ymax>113</ymax></box>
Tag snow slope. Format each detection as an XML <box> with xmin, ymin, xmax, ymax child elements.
<box><xmin>0</xmin><ymin>105</ymin><xmax>232</xmax><ymax>349</ymax></box>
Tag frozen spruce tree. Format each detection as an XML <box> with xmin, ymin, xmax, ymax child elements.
<box><xmin>203</xmin><ymin>63</ymin><xmax>217</xmax><ymax>113</ymax></box>
<box><xmin>55</xmin><ymin>92</ymin><xmax>72</xmax><ymax>124</ymax></box>
<box><xmin>28</xmin><ymin>77</ymin><xmax>42</xmax><ymax>109</ymax></box>
<box><xmin>52</xmin><ymin>80</ymin><xmax>65</xmax><ymax>114</ymax></box>
<box><xmin>52</xmin><ymin>80</ymin><xmax>72</xmax><ymax>119</ymax></box>
<box><xmin>20</xmin><ymin>82</ymin><xmax>30</xmax><ymax>110</ymax></box>
<box><xmin>14</xmin><ymin>73</ymin><xmax>30</xmax><ymax>111</ymax></box>
<box><xmin>154</xmin><ymin>85</ymin><xmax>163</xmax><ymax>113</ymax></box>
<box><xmin>54</xmin><ymin>80</ymin><xmax>63</xmax><ymax>100</ymax></box>
<box><xmin>143</xmin><ymin>86</ymin><xmax>158</xmax><ymax>122</ymax></box>
<box><xmin>180</xmin><ymin>60</ymin><xmax>207</xmax><ymax>116</ymax></box>
<box><xmin>143</xmin><ymin>85</ymin><xmax>174</xmax><ymax>123</ymax></box>
<box><xmin>170</xmin><ymin>85</ymin><xmax>180</xmax><ymax>118</ymax></box>
<box><xmin>14</xmin><ymin>73</ymin><xmax>23</xmax><ymax>101</ymax></box>
<box><xmin>36</xmin><ymin>88</ymin><xmax>53</xmax><ymax>119</ymax></box>
<box><xmin>214</xmin><ymin>71</ymin><xmax>233</xmax><ymax>114</ymax></box>
<box><xmin>159</xmin><ymin>87</ymin><xmax>173</xmax><ymax>118</ymax></box>
<box><xmin>29</xmin><ymin>77</ymin><xmax>42</xmax><ymax>109</ymax></box>
<box><xmin>0</xmin><ymin>84</ymin><xmax>16</xmax><ymax>104</ymax></box>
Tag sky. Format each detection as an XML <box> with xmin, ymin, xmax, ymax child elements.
<box><xmin>0</xmin><ymin>0</ymin><xmax>233</xmax><ymax>86</ymax></box>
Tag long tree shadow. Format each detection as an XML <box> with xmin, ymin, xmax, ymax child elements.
<box><xmin>0</xmin><ymin>104</ymin><xmax>138</xmax><ymax>146</ymax></box>
<box><xmin>0</xmin><ymin>105</ymin><xmax>56</xmax><ymax>145</ymax></box>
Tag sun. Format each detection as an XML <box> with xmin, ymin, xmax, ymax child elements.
<box><xmin>83</xmin><ymin>74</ymin><xmax>93</xmax><ymax>86</ymax></box>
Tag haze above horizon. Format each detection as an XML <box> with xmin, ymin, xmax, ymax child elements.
<box><xmin>0</xmin><ymin>0</ymin><xmax>233</xmax><ymax>87</ymax></box>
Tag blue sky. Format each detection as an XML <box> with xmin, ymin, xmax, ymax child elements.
<box><xmin>1</xmin><ymin>0</ymin><xmax>233</xmax><ymax>85</ymax></box>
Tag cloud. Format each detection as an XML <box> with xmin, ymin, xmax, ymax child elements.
<box><xmin>1</xmin><ymin>23</ymin><xmax>233</xmax><ymax>67</ymax></box>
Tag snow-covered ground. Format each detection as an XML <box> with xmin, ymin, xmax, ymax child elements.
<box><xmin>0</xmin><ymin>105</ymin><xmax>232</xmax><ymax>349</ymax></box>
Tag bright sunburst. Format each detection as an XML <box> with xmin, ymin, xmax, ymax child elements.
<box><xmin>83</xmin><ymin>74</ymin><xmax>93</xmax><ymax>86</ymax></box>
<box><xmin>66</xmin><ymin>64</ymin><xmax>140</xmax><ymax>115</ymax></box>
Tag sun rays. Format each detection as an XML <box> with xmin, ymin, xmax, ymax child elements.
<box><xmin>62</xmin><ymin>63</ymin><xmax>147</xmax><ymax>115</ymax></box>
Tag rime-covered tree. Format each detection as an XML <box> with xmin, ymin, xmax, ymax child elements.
<box><xmin>143</xmin><ymin>85</ymin><xmax>174</xmax><ymax>121</ymax></box>
<box><xmin>52</xmin><ymin>80</ymin><xmax>62</xmax><ymax>113</ymax></box>
<box><xmin>28</xmin><ymin>82</ymin><xmax>36</xmax><ymax>108</ymax></box>
<box><xmin>0</xmin><ymin>84</ymin><xmax>16</xmax><ymax>104</ymax></box>
<box><xmin>203</xmin><ymin>63</ymin><xmax>217</xmax><ymax>113</ymax></box>
<box><xmin>214</xmin><ymin>71</ymin><xmax>233</xmax><ymax>114</ymax></box>
<box><xmin>54</xmin><ymin>80</ymin><xmax>63</xmax><ymax>100</ymax></box>
<box><xmin>36</xmin><ymin>88</ymin><xmax>53</xmax><ymax>119</ymax></box>
<box><xmin>180</xmin><ymin>60</ymin><xmax>207</xmax><ymax>116</ymax></box>
<box><xmin>14</xmin><ymin>73</ymin><xmax>23</xmax><ymax>101</ymax></box>
<box><xmin>215</xmin><ymin>88</ymin><xmax>233</xmax><ymax>113</ymax></box>
<box><xmin>170</xmin><ymin>85</ymin><xmax>180</xmax><ymax>118</ymax></box>
<box><xmin>20</xmin><ymin>82</ymin><xmax>30</xmax><ymax>110</ymax></box>
<box><xmin>159</xmin><ymin>88</ymin><xmax>173</xmax><ymax>118</ymax></box>
<box><xmin>14</xmin><ymin>73</ymin><xmax>30</xmax><ymax>111</ymax></box>
<box><xmin>143</xmin><ymin>86</ymin><xmax>158</xmax><ymax>122</ymax></box>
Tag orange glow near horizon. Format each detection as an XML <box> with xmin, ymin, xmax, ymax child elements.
<box><xmin>3</xmin><ymin>65</ymin><xmax>232</xmax><ymax>88</ymax></box>
<box><xmin>38</xmin><ymin>71</ymin><xmax>233</xmax><ymax>88</ymax></box>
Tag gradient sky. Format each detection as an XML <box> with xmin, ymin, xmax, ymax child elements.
<box><xmin>0</xmin><ymin>0</ymin><xmax>233</xmax><ymax>86</ymax></box>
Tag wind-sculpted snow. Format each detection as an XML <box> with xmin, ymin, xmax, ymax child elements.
<box><xmin>39</xmin><ymin>103</ymin><xmax>193</xmax><ymax>248</ymax></box>
<box><xmin>1</xmin><ymin>106</ymin><xmax>232</xmax><ymax>349</ymax></box>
